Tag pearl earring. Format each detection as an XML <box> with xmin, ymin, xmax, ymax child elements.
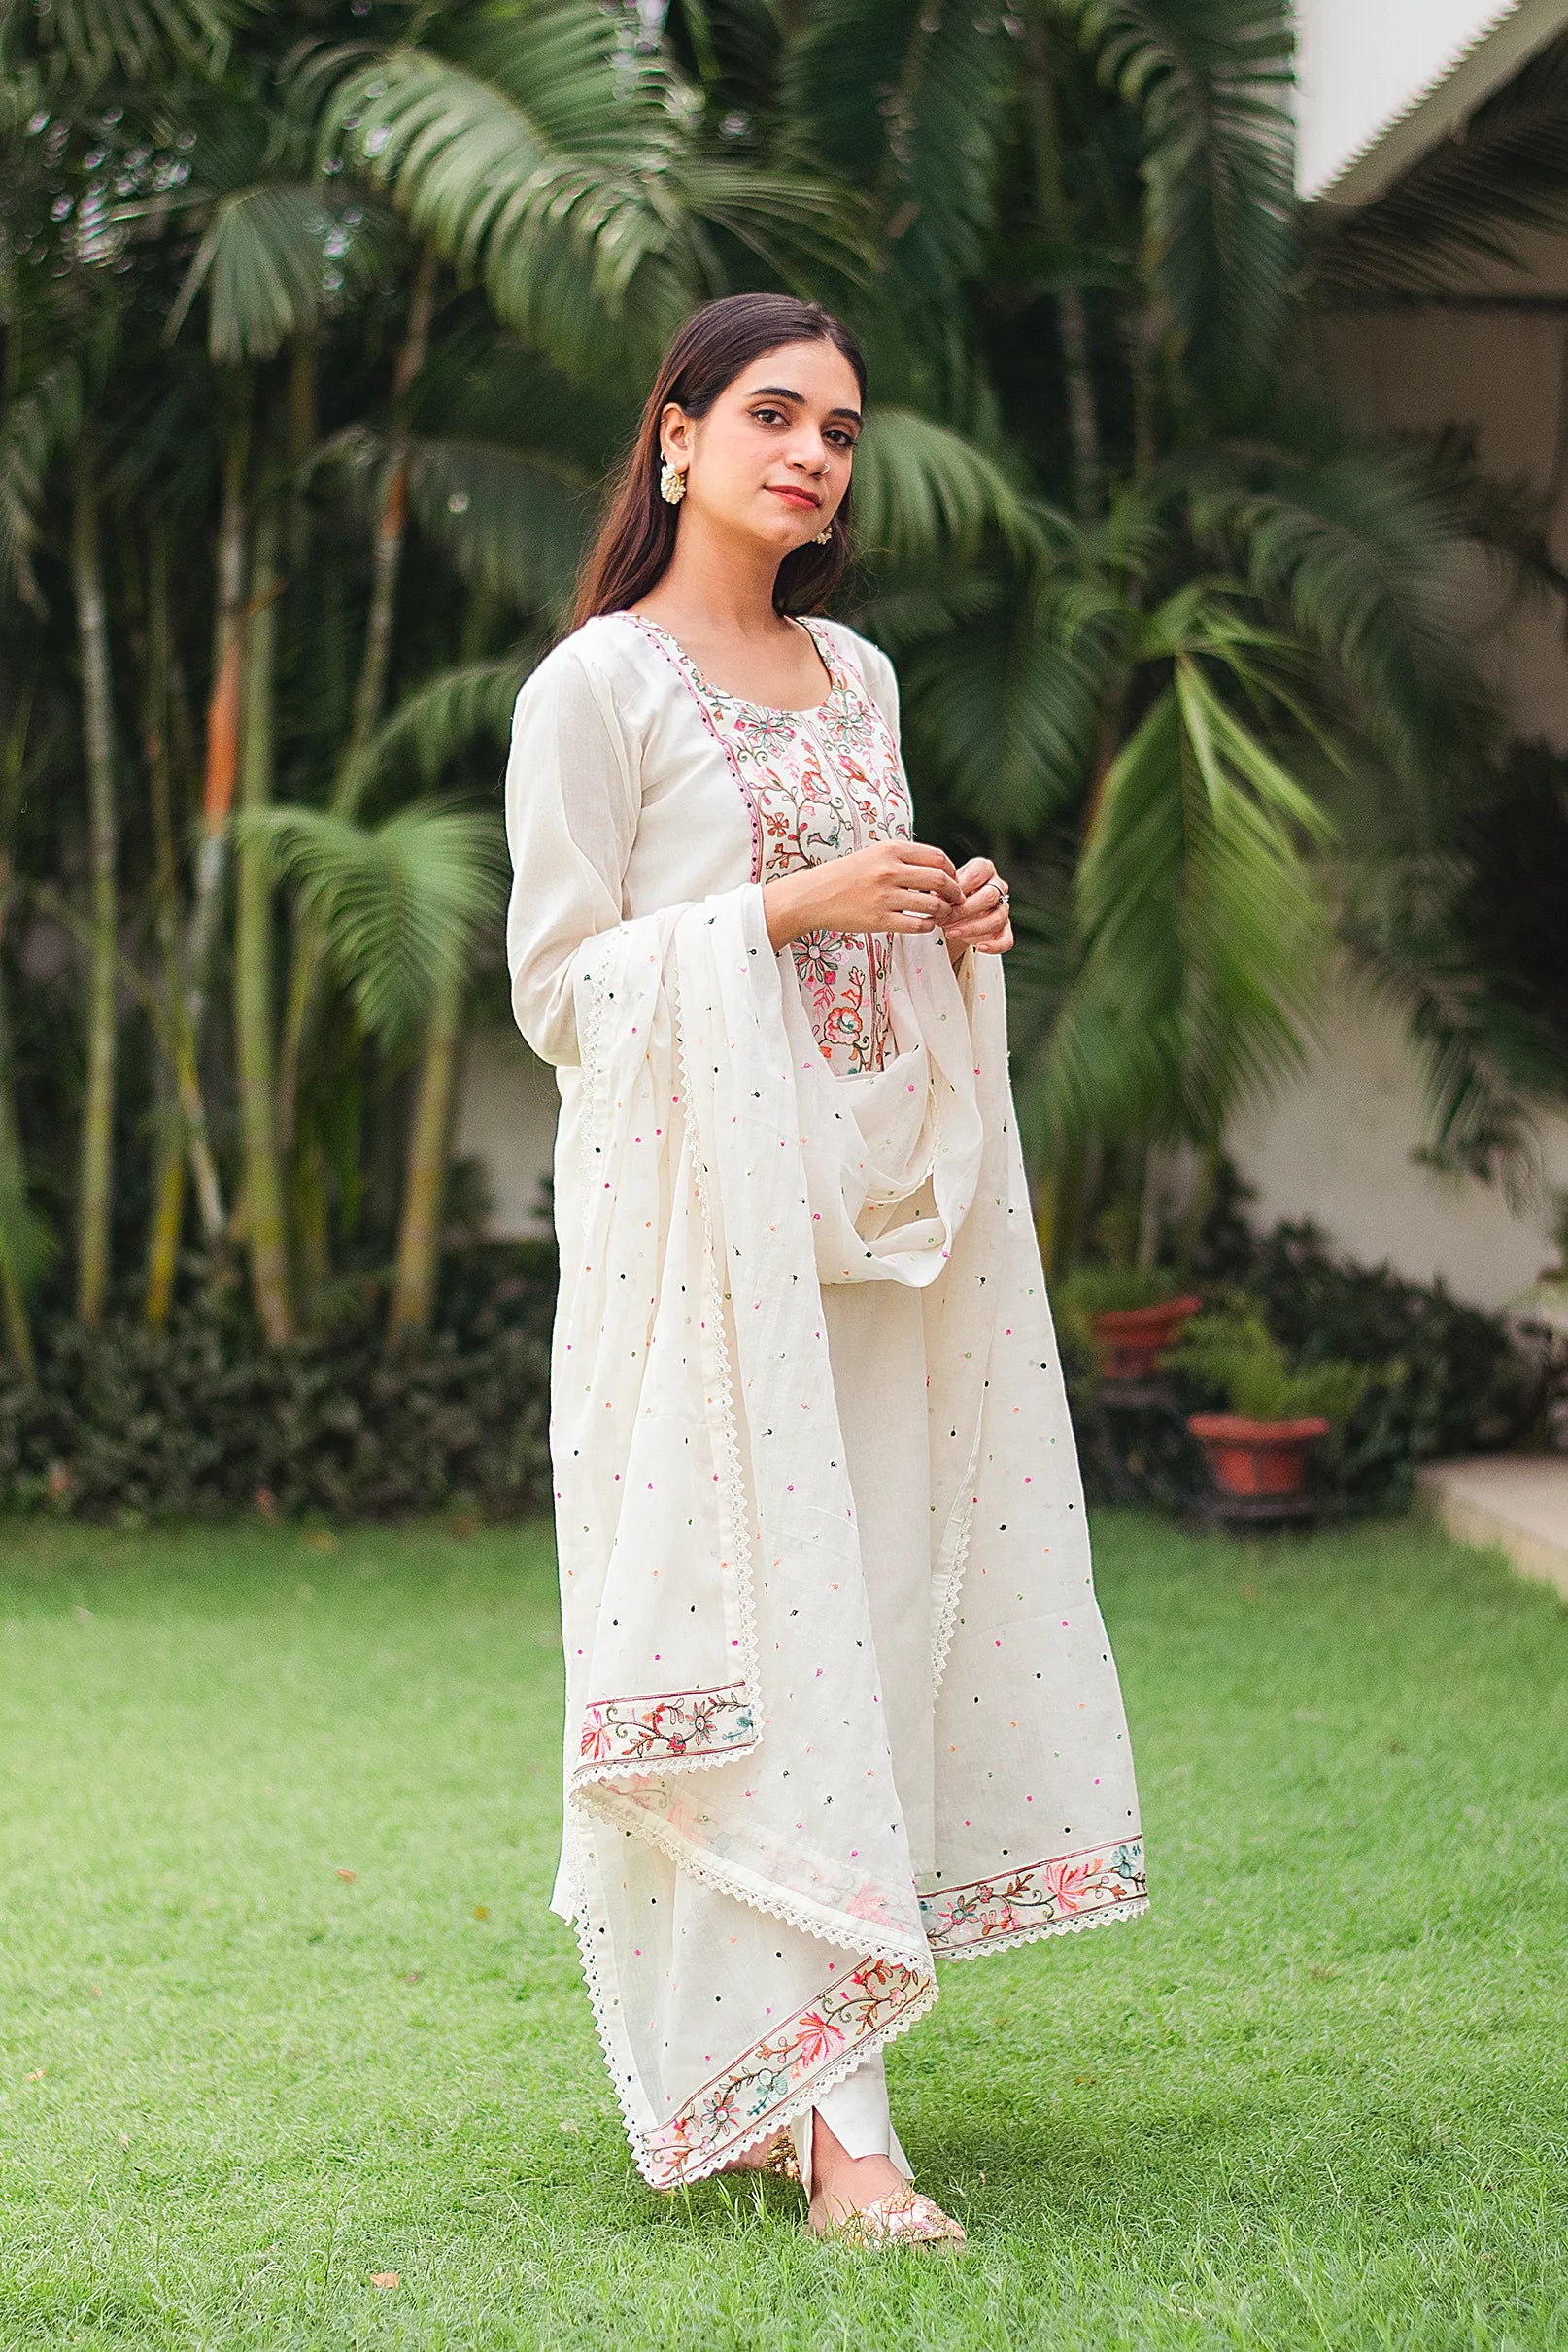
<box><xmin>814</xmin><ymin>522</ymin><xmax>832</xmax><ymax>543</ymax></box>
<box><xmin>659</xmin><ymin>460</ymin><xmax>687</xmax><ymax>505</ymax></box>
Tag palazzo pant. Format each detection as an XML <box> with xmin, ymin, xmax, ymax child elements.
<box><xmin>787</xmin><ymin>1275</ymin><xmax>934</xmax><ymax>2192</ymax></box>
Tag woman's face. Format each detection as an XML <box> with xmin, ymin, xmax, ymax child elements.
<box><xmin>660</xmin><ymin>338</ymin><xmax>863</xmax><ymax>549</ymax></box>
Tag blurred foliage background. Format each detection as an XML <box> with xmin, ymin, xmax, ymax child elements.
<box><xmin>5</xmin><ymin>0</ymin><xmax>1568</xmax><ymax>1509</ymax></box>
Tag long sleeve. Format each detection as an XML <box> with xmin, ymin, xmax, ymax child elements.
<box><xmin>503</xmin><ymin>640</ymin><xmax>640</xmax><ymax>1068</ymax></box>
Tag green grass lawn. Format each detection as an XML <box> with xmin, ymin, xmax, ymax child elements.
<box><xmin>1</xmin><ymin>1506</ymin><xmax>1564</xmax><ymax>2351</ymax></box>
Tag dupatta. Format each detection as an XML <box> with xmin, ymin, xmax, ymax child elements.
<box><xmin>548</xmin><ymin>878</ymin><xmax>1145</xmax><ymax>2189</ymax></box>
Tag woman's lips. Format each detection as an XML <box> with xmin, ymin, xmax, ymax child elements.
<box><xmin>767</xmin><ymin>486</ymin><xmax>820</xmax><ymax>510</ymax></box>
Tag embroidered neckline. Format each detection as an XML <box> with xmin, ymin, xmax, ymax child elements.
<box><xmin>609</xmin><ymin>609</ymin><xmax>844</xmax><ymax>717</ymax></box>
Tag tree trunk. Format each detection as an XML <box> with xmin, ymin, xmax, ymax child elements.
<box><xmin>0</xmin><ymin>684</ymin><xmax>39</xmax><ymax>1375</ymax></box>
<box><xmin>141</xmin><ymin>527</ymin><xmax>186</xmax><ymax>1326</ymax></box>
<box><xmin>388</xmin><ymin>963</ymin><xmax>464</xmax><ymax>1340</ymax></box>
<box><xmin>1021</xmin><ymin>1</ymin><xmax>1101</xmax><ymax>521</ymax></box>
<box><xmin>180</xmin><ymin>393</ymin><xmax>249</xmax><ymax>1255</ymax></box>
<box><xmin>276</xmin><ymin>253</ymin><xmax>439</xmax><ymax>1157</ymax></box>
<box><xmin>0</xmin><ymin>880</ymin><xmax>37</xmax><ymax>1381</ymax></box>
<box><xmin>233</xmin><ymin>494</ymin><xmax>293</xmax><ymax>1344</ymax></box>
<box><xmin>72</xmin><ymin>436</ymin><xmax>118</xmax><ymax>1326</ymax></box>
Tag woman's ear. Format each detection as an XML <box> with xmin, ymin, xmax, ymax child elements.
<box><xmin>659</xmin><ymin>403</ymin><xmax>694</xmax><ymax>468</ymax></box>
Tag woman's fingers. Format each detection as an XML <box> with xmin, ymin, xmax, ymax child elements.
<box><xmin>897</xmin><ymin>843</ymin><xmax>964</xmax><ymax>906</ymax></box>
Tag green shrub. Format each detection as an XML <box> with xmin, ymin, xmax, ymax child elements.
<box><xmin>1161</xmin><ymin>1296</ymin><xmax>1391</xmax><ymax>1425</ymax></box>
<box><xmin>1193</xmin><ymin>1163</ymin><xmax>1542</xmax><ymax>1497</ymax></box>
<box><xmin>1059</xmin><ymin>1161</ymin><xmax>1543</xmax><ymax>1514</ymax></box>
<box><xmin>0</xmin><ymin>1243</ymin><xmax>556</xmax><ymax>1524</ymax></box>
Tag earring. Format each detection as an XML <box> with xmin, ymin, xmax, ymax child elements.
<box><xmin>814</xmin><ymin>522</ymin><xmax>832</xmax><ymax>543</ymax></box>
<box><xmin>660</xmin><ymin>460</ymin><xmax>687</xmax><ymax>505</ymax></box>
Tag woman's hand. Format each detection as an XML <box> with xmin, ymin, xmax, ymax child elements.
<box><xmin>941</xmin><ymin>856</ymin><xmax>1013</xmax><ymax>963</ymax></box>
<box><xmin>763</xmin><ymin>840</ymin><xmax>964</xmax><ymax>950</ymax></box>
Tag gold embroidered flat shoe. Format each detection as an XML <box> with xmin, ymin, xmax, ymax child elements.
<box><xmin>815</xmin><ymin>2186</ymin><xmax>967</xmax><ymax>2252</ymax></box>
<box><xmin>715</xmin><ymin>2126</ymin><xmax>801</xmax><ymax>2183</ymax></box>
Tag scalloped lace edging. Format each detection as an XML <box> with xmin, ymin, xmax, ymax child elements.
<box><xmin>933</xmin><ymin>1891</ymin><xmax>1149</xmax><ymax>1962</ymax></box>
<box><xmin>669</xmin><ymin>943</ymin><xmax>765</xmax><ymax>1794</ymax></box>
<box><xmin>573</xmin><ymin>1776</ymin><xmax>929</xmax><ymax>1973</ymax></box>
<box><xmin>929</xmin><ymin>1447</ymin><xmax>980</xmax><ymax>1700</ymax></box>
<box><xmin>571</xmin><ymin>1730</ymin><xmax>763</xmax><ymax>1790</ymax></box>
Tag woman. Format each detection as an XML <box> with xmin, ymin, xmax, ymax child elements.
<box><xmin>503</xmin><ymin>291</ymin><xmax>1146</xmax><ymax>2251</ymax></box>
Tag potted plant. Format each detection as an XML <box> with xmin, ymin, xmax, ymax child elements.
<box><xmin>1056</xmin><ymin>1264</ymin><xmax>1204</xmax><ymax>1381</ymax></box>
<box><xmin>1163</xmin><ymin>1302</ymin><xmax>1382</xmax><ymax>1498</ymax></box>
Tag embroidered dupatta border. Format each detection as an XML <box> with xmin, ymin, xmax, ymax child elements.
<box><xmin>631</xmin><ymin>1834</ymin><xmax>1148</xmax><ymax>2187</ymax></box>
<box><xmin>920</xmin><ymin>1836</ymin><xmax>1147</xmax><ymax>1955</ymax></box>
<box><xmin>642</xmin><ymin>1952</ymin><xmax>934</xmax><ymax>2188</ymax></box>
<box><xmin>578</xmin><ymin>1680</ymin><xmax>754</xmax><ymax>1765</ymax></box>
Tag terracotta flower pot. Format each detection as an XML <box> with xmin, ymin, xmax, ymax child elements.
<box><xmin>1185</xmin><ymin>1411</ymin><xmax>1331</xmax><ymax>1498</ymax></box>
<box><xmin>1090</xmin><ymin>1294</ymin><xmax>1203</xmax><ymax>1379</ymax></box>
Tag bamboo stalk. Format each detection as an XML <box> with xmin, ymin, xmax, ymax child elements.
<box><xmin>388</xmin><ymin>963</ymin><xmax>464</xmax><ymax>1339</ymax></box>
<box><xmin>180</xmin><ymin>394</ymin><xmax>250</xmax><ymax>1244</ymax></box>
<box><xmin>233</xmin><ymin>494</ymin><xmax>293</xmax><ymax>1344</ymax></box>
<box><xmin>142</xmin><ymin>527</ymin><xmax>186</xmax><ymax>1326</ymax></box>
<box><xmin>72</xmin><ymin>434</ymin><xmax>119</xmax><ymax>1327</ymax></box>
<box><xmin>0</xmin><ymin>685</ymin><xmax>39</xmax><ymax>1376</ymax></box>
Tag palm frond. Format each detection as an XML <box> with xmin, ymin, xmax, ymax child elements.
<box><xmin>1032</xmin><ymin>588</ymin><xmax>1337</xmax><ymax>1155</ymax></box>
<box><xmin>899</xmin><ymin>559</ymin><xmax>1127</xmax><ymax>832</ymax></box>
<box><xmin>849</xmin><ymin>406</ymin><xmax>1039</xmax><ymax>565</ymax></box>
<box><xmin>240</xmin><ymin>801</ymin><xmax>509</xmax><ymax>1048</ymax></box>
<box><xmin>1183</xmin><ymin>439</ymin><xmax>1503</xmax><ymax>784</ymax></box>
<box><xmin>781</xmin><ymin>0</ymin><xmax>1013</xmax><ymax>290</ymax></box>
<box><xmin>301</xmin><ymin>5</ymin><xmax>693</xmax><ymax>375</ymax></box>
<box><xmin>318</xmin><ymin>426</ymin><xmax>596</xmax><ymax>618</ymax></box>
<box><xmin>20</xmin><ymin>0</ymin><xmax>244</xmax><ymax>83</ymax></box>
<box><xmin>0</xmin><ymin>359</ymin><xmax>84</xmax><ymax>612</ymax></box>
<box><xmin>1338</xmin><ymin>849</ymin><xmax>1564</xmax><ymax>1208</ymax></box>
<box><xmin>355</xmin><ymin>655</ymin><xmax>533</xmax><ymax>795</ymax></box>
<box><xmin>1065</xmin><ymin>0</ymin><xmax>1297</xmax><ymax>415</ymax></box>
<box><xmin>167</xmin><ymin>183</ymin><xmax>387</xmax><ymax>361</ymax></box>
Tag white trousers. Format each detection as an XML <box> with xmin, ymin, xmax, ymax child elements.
<box><xmin>788</xmin><ymin>2046</ymin><xmax>915</xmax><ymax>2192</ymax></box>
<box><xmin>784</xmin><ymin>1278</ymin><xmax>934</xmax><ymax>2196</ymax></box>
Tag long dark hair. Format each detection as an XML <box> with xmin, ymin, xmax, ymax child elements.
<box><xmin>564</xmin><ymin>292</ymin><xmax>868</xmax><ymax>640</ymax></box>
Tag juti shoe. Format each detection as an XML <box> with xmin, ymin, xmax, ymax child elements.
<box><xmin>814</xmin><ymin>2184</ymin><xmax>967</xmax><ymax>2252</ymax></box>
<box><xmin>714</xmin><ymin>2126</ymin><xmax>801</xmax><ymax>2183</ymax></box>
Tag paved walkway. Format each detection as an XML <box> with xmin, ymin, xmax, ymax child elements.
<box><xmin>1416</xmin><ymin>1455</ymin><xmax>1568</xmax><ymax>1600</ymax></box>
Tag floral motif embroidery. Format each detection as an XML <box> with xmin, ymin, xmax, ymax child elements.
<box><xmin>578</xmin><ymin>1682</ymin><xmax>754</xmax><ymax>1765</ymax></box>
<box><xmin>643</xmin><ymin>1953</ymin><xmax>929</xmax><ymax>2186</ymax></box>
<box><xmin>609</xmin><ymin>610</ymin><xmax>911</xmax><ymax>1074</ymax></box>
<box><xmin>919</xmin><ymin>1839</ymin><xmax>1148</xmax><ymax>1955</ymax></box>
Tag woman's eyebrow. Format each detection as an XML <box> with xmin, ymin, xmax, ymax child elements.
<box><xmin>747</xmin><ymin>383</ymin><xmax>863</xmax><ymax>426</ymax></box>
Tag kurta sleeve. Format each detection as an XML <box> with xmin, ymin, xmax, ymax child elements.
<box><xmin>503</xmin><ymin>639</ymin><xmax>640</xmax><ymax>1068</ymax></box>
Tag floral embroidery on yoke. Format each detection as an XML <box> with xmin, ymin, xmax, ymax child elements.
<box><xmin>616</xmin><ymin>613</ymin><xmax>914</xmax><ymax>1074</ymax></box>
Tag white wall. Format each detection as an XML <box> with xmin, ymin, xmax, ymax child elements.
<box><xmin>1227</xmin><ymin>969</ymin><xmax>1568</xmax><ymax>1313</ymax></box>
<box><xmin>450</xmin><ymin>1023</ymin><xmax>559</xmax><ymax>1239</ymax></box>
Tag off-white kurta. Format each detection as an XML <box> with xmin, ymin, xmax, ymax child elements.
<box><xmin>503</xmin><ymin>608</ymin><xmax>1146</xmax><ymax>2191</ymax></box>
